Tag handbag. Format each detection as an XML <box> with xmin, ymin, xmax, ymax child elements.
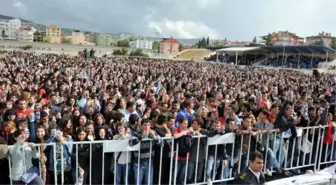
<box><xmin>301</xmin><ymin>134</ymin><xmax>312</xmax><ymax>154</ymax></box>
<box><xmin>22</xmin><ymin>166</ymin><xmax>39</xmax><ymax>184</ymax></box>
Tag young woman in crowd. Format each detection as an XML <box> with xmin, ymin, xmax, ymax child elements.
<box><xmin>48</xmin><ymin>127</ymin><xmax>73</xmax><ymax>185</ymax></box>
<box><xmin>9</xmin><ymin>129</ymin><xmax>44</xmax><ymax>185</ymax></box>
<box><xmin>34</xmin><ymin>125</ymin><xmax>52</xmax><ymax>184</ymax></box>
<box><xmin>72</xmin><ymin>126</ymin><xmax>90</xmax><ymax>185</ymax></box>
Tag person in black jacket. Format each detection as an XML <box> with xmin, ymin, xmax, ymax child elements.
<box><xmin>91</xmin><ymin>126</ymin><xmax>111</xmax><ymax>185</ymax></box>
<box><xmin>129</xmin><ymin>119</ymin><xmax>161</xmax><ymax>185</ymax></box>
<box><xmin>152</xmin><ymin>114</ymin><xmax>172</xmax><ymax>185</ymax></box>
<box><xmin>72</xmin><ymin>126</ymin><xmax>90</xmax><ymax>185</ymax></box>
<box><xmin>233</xmin><ymin>151</ymin><xmax>265</xmax><ymax>185</ymax></box>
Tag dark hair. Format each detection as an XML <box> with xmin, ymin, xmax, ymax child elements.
<box><xmin>178</xmin><ymin>116</ymin><xmax>187</xmax><ymax>124</ymax></box>
<box><xmin>249</xmin><ymin>151</ymin><xmax>264</xmax><ymax>162</ymax></box>
<box><xmin>157</xmin><ymin>114</ymin><xmax>167</xmax><ymax>125</ymax></box>
<box><xmin>226</xmin><ymin>118</ymin><xmax>235</xmax><ymax>124</ymax></box>
<box><xmin>242</xmin><ymin>115</ymin><xmax>251</xmax><ymax>121</ymax></box>
<box><xmin>149</xmin><ymin>110</ymin><xmax>160</xmax><ymax>120</ymax></box>
<box><xmin>126</xmin><ymin>101</ymin><xmax>135</xmax><ymax>109</ymax></box>
<box><xmin>76</xmin><ymin>126</ymin><xmax>86</xmax><ymax>135</ymax></box>
<box><xmin>76</xmin><ymin>126</ymin><xmax>87</xmax><ymax>141</ymax></box>
<box><xmin>141</xmin><ymin>118</ymin><xmax>151</xmax><ymax>125</ymax></box>
<box><xmin>193</xmin><ymin>118</ymin><xmax>203</xmax><ymax>126</ymax></box>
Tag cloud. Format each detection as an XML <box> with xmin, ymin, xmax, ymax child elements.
<box><xmin>13</xmin><ymin>0</ymin><xmax>27</xmax><ymax>14</ymax></box>
<box><xmin>0</xmin><ymin>0</ymin><xmax>335</xmax><ymax>41</ymax></box>
<box><xmin>148</xmin><ymin>19</ymin><xmax>220</xmax><ymax>39</ymax></box>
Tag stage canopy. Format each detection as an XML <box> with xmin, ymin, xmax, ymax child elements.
<box><xmin>216</xmin><ymin>47</ymin><xmax>261</xmax><ymax>53</ymax></box>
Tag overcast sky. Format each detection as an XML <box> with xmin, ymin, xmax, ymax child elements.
<box><xmin>1</xmin><ymin>0</ymin><xmax>336</xmax><ymax>41</ymax></box>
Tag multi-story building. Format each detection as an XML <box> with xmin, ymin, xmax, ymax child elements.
<box><xmin>130</xmin><ymin>38</ymin><xmax>153</xmax><ymax>50</ymax></box>
<box><xmin>84</xmin><ymin>32</ymin><xmax>93</xmax><ymax>42</ymax></box>
<box><xmin>94</xmin><ymin>33</ymin><xmax>113</xmax><ymax>46</ymax></box>
<box><xmin>46</xmin><ymin>25</ymin><xmax>61</xmax><ymax>43</ymax></box>
<box><xmin>0</xmin><ymin>18</ymin><xmax>21</xmax><ymax>40</ymax></box>
<box><xmin>72</xmin><ymin>29</ymin><xmax>84</xmax><ymax>36</ymax></box>
<box><xmin>270</xmin><ymin>31</ymin><xmax>304</xmax><ymax>46</ymax></box>
<box><xmin>160</xmin><ymin>38</ymin><xmax>179</xmax><ymax>55</ymax></box>
<box><xmin>17</xmin><ymin>25</ymin><xmax>36</xmax><ymax>42</ymax></box>
<box><xmin>33</xmin><ymin>31</ymin><xmax>46</xmax><ymax>42</ymax></box>
<box><xmin>305</xmin><ymin>32</ymin><xmax>334</xmax><ymax>47</ymax></box>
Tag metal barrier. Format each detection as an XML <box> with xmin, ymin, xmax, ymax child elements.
<box><xmin>5</xmin><ymin>125</ymin><xmax>336</xmax><ymax>185</ymax></box>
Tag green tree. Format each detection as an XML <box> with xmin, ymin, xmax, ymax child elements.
<box><xmin>42</xmin><ymin>36</ymin><xmax>50</xmax><ymax>43</ymax></box>
<box><xmin>122</xmin><ymin>48</ymin><xmax>128</xmax><ymax>55</ymax></box>
<box><xmin>117</xmin><ymin>39</ymin><xmax>130</xmax><ymax>47</ymax></box>
<box><xmin>152</xmin><ymin>41</ymin><xmax>160</xmax><ymax>51</ymax></box>
<box><xmin>331</xmin><ymin>37</ymin><xmax>336</xmax><ymax>49</ymax></box>
<box><xmin>129</xmin><ymin>49</ymin><xmax>148</xmax><ymax>57</ymax></box>
<box><xmin>197</xmin><ymin>37</ymin><xmax>207</xmax><ymax>48</ymax></box>
<box><xmin>114</xmin><ymin>48</ymin><xmax>128</xmax><ymax>55</ymax></box>
<box><xmin>206</xmin><ymin>36</ymin><xmax>210</xmax><ymax>46</ymax></box>
<box><xmin>253</xmin><ymin>36</ymin><xmax>257</xmax><ymax>43</ymax></box>
<box><xmin>63</xmin><ymin>38</ymin><xmax>72</xmax><ymax>44</ymax></box>
<box><xmin>262</xmin><ymin>33</ymin><xmax>273</xmax><ymax>46</ymax></box>
<box><xmin>179</xmin><ymin>43</ymin><xmax>184</xmax><ymax>51</ymax></box>
<box><xmin>1</xmin><ymin>30</ymin><xmax>7</xmax><ymax>38</ymax></box>
<box><xmin>313</xmin><ymin>39</ymin><xmax>324</xmax><ymax>46</ymax></box>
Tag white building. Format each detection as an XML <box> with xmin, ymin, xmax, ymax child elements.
<box><xmin>17</xmin><ymin>26</ymin><xmax>36</xmax><ymax>42</ymax></box>
<box><xmin>0</xmin><ymin>18</ymin><xmax>21</xmax><ymax>40</ymax></box>
<box><xmin>72</xmin><ymin>29</ymin><xmax>84</xmax><ymax>36</ymax></box>
<box><xmin>305</xmin><ymin>32</ymin><xmax>334</xmax><ymax>47</ymax></box>
<box><xmin>130</xmin><ymin>38</ymin><xmax>153</xmax><ymax>50</ymax></box>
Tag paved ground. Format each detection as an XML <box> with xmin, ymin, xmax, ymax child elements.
<box><xmin>0</xmin><ymin>40</ymin><xmax>153</xmax><ymax>56</ymax></box>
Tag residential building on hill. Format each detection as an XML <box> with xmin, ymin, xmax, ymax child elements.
<box><xmin>72</xmin><ymin>29</ymin><xmax>84</xmax><ymax>36</ymax></box>
<box><xmin>0</xmin><ymin>18</ymin><xmax>21</xmax><ymax>40</ymax></box>
<box><xmin>17</xmin><ymin>25</ymin><xmax>36</xmax><ymax>42</ymax></box>
<box><xmin>46</xmin><ymin>25</ymin><xmax>61</xmax><ymax>43</ymax></box>
<box><xmin>84</xmin><ymin>32</ymin><xmax>93</xmax><ymax>42</ymax></box>
<box><xmin>33</xmin><ymin>31</ymin><xmax>46</xmax><ymax>42</ymax></box>
<box><xmin>130</xmin><ymin>38</ymin><xmax>153</xmax><ymax>50</ymax></box>
<box><xmin>270</xmin><ymin>31</ymin><xmax>303</xmax><ymax>46</ymax></box>
<box><xmin>305</xmin><ymin>32</ymin><xmax>334</xmax><ymax>47</ymax></box>
<box><xmin>160</xmin><ymin>38</ymin><xmax>179</xmax><ymax>55</ymax></box>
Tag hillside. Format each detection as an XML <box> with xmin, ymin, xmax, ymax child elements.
<box><xmin>0</xmin><ymin>14</ymin><xmax>75</xmax><ymax>34</ymax></box>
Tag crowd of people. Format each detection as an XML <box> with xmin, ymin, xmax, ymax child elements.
<box><xmin>260</xmin><ymin>55</ymin><xmax>333</xmax><ymax>69</ymax></box>
<box><xmin>0</xmin><ymin>50</ymin><xmax>335</xmax><ymax>185</ymax></box>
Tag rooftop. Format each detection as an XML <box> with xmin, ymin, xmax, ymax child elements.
<box><xmin>307</xmin><ymin>32</ymin><xmax>334</xmax><ymax>39</ymax></box>
<box><xmin>161</xmin><ymin>38</ymin><xmax>179</xmax><ymax>44</ymax></box>
<box><xmin>47</xmin><ymin>25</ymin><xmax>60</xmax><ymax>29</ymax></box>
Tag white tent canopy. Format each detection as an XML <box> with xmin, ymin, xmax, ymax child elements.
<box><xmin>216</xmin><ymin>47</ymin><xmax>261</xmax><ymax>53</ymax></box>
<box><xmin>215</xmin><ymin>47</ymin><xmax>261</xmax><ymax>64</ymax></box>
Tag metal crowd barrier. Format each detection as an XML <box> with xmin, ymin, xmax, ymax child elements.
<box><xmin>6</xmin><ymin>125</ymin><xmax>336</xmax><ymax>185</ymax></box>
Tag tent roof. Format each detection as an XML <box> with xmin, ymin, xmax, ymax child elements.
<box><xmin>216</xmin><ymin>47</ymin><xmax>260</xmax><ymax>53</ymax></box>
<box><xmin>261</xmin><ymin>45</ymin><xmax>336</xmax><ymax>54</ymax></box>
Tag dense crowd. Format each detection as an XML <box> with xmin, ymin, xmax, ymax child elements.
<box><xmin>0</xmin><ymin>50</ymin><xmax>336</xmax><ymax>185</ymax></box>
<box><xmin>261</xmin><ymin>55</ymin><xmax>332</xmax><ymax>69</ymax></box>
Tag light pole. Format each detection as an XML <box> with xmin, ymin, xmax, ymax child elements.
<box><xmin>282</xmin><ymin>44</ymin><xmax>285</xmax><ymax>67</ymax></box>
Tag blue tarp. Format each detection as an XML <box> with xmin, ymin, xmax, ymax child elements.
<box><xmin>262</xmin><ymin>45</ymin><xmax>336</xmax><ymax>54</ymax></box>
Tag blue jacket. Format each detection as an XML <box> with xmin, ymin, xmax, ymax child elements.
<box><xmin>48</xmin><ymin>137</ymin><xmax>73</xmax><ymax>172</ymax></box>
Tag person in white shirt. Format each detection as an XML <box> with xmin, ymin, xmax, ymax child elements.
<box><xmin>113</xmin><ymin>122</ymin><xmax>132</xmax><ymax>185</ymax></box>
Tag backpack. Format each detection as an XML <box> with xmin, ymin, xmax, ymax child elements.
<box><xmin>177</xmin><ymin>135</ymin><xmax>193</xmax><ymax>157</ymax></box>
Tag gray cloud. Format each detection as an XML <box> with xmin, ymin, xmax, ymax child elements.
<box><xmin>1</xmin><ymin>0</ymin><xmax>335</xmax><ymax>40</ymax></box>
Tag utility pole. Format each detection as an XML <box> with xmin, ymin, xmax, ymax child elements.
<box><xmin>156</xmin><ymin>31</ymin><xmax>160</xmax><ymax>57</ymax></box>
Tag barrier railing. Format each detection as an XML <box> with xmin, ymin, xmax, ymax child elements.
<box><xmin>5</xmin><ymin>125</ymin><xmax>336</xmax><ymax>185</ymax></box>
